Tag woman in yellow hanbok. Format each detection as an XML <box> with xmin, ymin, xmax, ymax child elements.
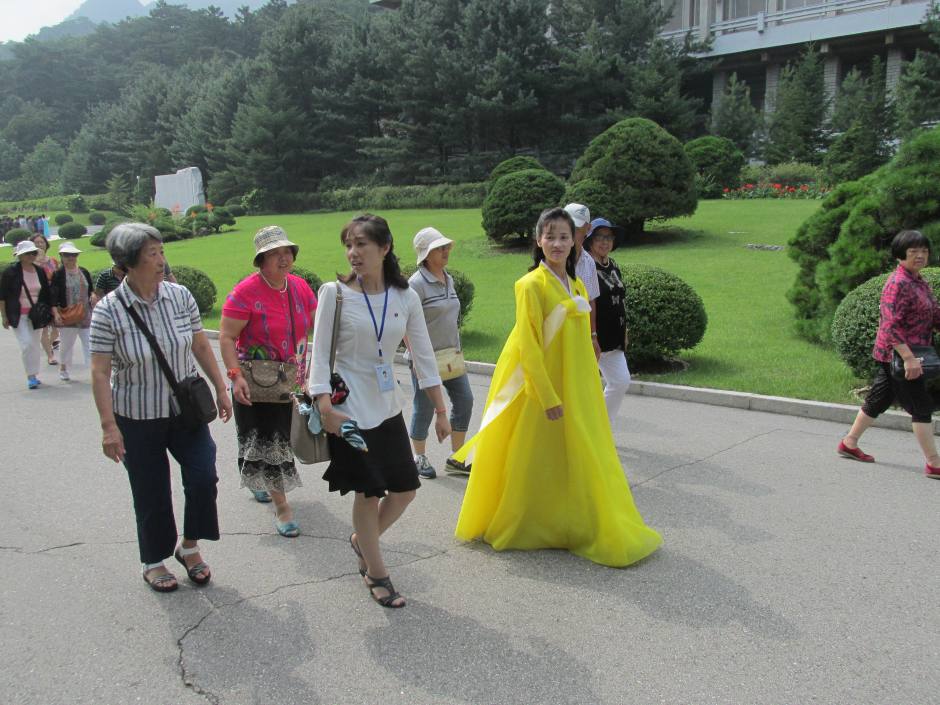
<box><xmin>454</xmin><ymin>208</ymin><xmax>662</xmax><ymax>567</ymax></box>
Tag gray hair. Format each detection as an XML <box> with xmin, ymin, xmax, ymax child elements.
<box><xmin>106</xmin><ymin>223</ymin><xmax>163</xmax><ymax>269</ymax></box>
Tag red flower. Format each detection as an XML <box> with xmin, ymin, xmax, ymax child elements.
<box><xmin>788</xmin><ymin>186</ymin><xmax>796</xmax><ymax>192</ymax></box>
<box><xmin>800</xmin><ymin>184</ymin><xmax>809</xmax><ymax>191</ymax></box>
<box><xmin>723</xmin><ymin>187</ymin><xmax>730</xmax><ymax>193</ymax></box>
<box><xmin>744</xmin><ymin>183</ymin><xmax>754</xmax><ymax>189</ymax></box>
<box><xmin>773</xmin><ymin>183</ymin><xmax>782</xmax><ymax>189</ymax></box>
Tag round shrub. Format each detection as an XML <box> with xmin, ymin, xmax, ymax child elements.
<box><xmin>482</xmin><ymin>169</ymin><xmax>565</xmax><ymax>242</ymax></box>
<box><xmin>570</xmin><ymin>117</ymin><xmax>697</xmax><ymax>236</ymax></box>
<box><xmin>57</xmin><ymin>222</ymin><xmax>88</xmax><ymax>239</ymax></box>
<box><xmin>291</xmin><ymin>266</ymin><xmax>324</xmax><ymax>296</ymax></box>
<box><xmin>88</xmin><ymin>212</ymin><xmax>107</xmax><ymax>225</ymax></box>
<box><xmin>563</xmin><ymin>179</ymin><xmax>620</xmax><ymax>225</ymax></box>
<box><xmin>185</xmin><ymin>204</ymin><xmax>207</xmax><ymax>217</ymax></box>
<box><xmin>54</xmin><ymin>213</ymin><xmax>73</xmax><ymax>226</ymax></box>
<box><xmin>401</xmin><ymin>265</ymin><xmax>475</xmax><ymax>328</ymax></box>
<box><xmin>487</xmin><ymin>156</ymin><xmax>547</xmax><ymax>193</ymax></box>
<box><xmin>832</xmin><ymin>268</ymin><xmax>940</xmax><ymax>379</ymax></box>
<box><xmin>67</xmin><ymin>194</ymin><xmax>88</xmax><ymax>213</ymax></box>
<box><xmin>95</xmin><ymin>218</ymin><xmax>129</xmax><ymax>248</ymax></box>
<box><xmin>4</xmin><ymin>228</ymin><xmax>31</xmax><ymax>245</ymax></box>
<box><xmin>684</xmin><ymin>136</ymin><xmax>744</xmax><ymax>198</ymax></box>
<box><xmin>226</xmin><ymin>204</ymin><xmax>246</xmax><ymax>217</ymax></box>
<box><xmin>620</xmin><ymin>263</ymin><xmax>708</xmax><ymax>364</ymax></box>
<box><xmin>172</xmin><ymin>265</ymin><xmax>217</xmax><ymax>314</ymax></box>
<box><xmin>90</xmin><ymin>230</ymin><xmax>108</xmax><ymax>248</ymax></box>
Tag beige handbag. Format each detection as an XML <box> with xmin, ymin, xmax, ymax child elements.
<box><xmin>435</xmin><ymin>347</ymin><xmax>466</xmax><ymax>381</ymax></box>
<box><xmin>239</xmin><ymin>282</ymin><xmax>298</xmax><ymax>403</ymax></box>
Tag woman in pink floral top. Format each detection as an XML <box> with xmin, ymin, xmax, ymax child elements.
<box><xmin>839</xmin><ymin>230</ymin><xmax>940</xmax><ymax>479</ymax></box>
<box><xmin>219</xmin><ymin>226</ymin><xmax>318</xmax><ymax>534</ymax></box>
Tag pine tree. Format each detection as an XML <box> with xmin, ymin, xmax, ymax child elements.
<box><xmin>765</xmin><ymin>47</ymin><xmax>828</xmax><ymax>165</ymax></box>
<box><xmin>710</xmin><ymin>73</ymin><xmax>760</xmax><ymax>156</ymax></box>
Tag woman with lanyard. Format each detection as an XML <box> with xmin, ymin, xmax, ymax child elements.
<box><xmin>584</xmin><ymin>217</ymin><xmax>630</xmax><ymax>423</ymax></box>
<box><xmin>309</xmin><ymin>214</ymin><xmax>450</xmax><ymax>609</ymax></box>
<box><xmin>219</xmin><ymin>226</ymin><xmax>317</xmax><ymax>536</ymax></box>
<box><xmin>452</xmin><ymin>207</ymin><xmax>661</xmax><ymax>567</ymax></box>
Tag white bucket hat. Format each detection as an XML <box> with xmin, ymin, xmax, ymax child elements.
<box><xmin>563</xmin><ymin>203</ymin><xmax>591</xmax><ymax>228</ymax></box>
<box><xmin>253</xmin><ymin>225</ymin><xmax>298</xmax><ymax>267</ymax></box>
<box><xmin>413</xmin><ymin>227</ymin><xmax>454</xmax><ymax>265</ymax></box>
<box><xmin>58</xmin><ymin>241</ymin><xmax>82</xmax><ymax>255</ymax></box>
<box><xmin>13</xmin><ymin>240</ymin><xmax>39</xmax><ymax>257</ymax></box>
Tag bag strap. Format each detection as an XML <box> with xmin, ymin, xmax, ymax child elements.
<box><xmin>286</xmin><ymin>278</ymin><xmax>296</xmax><ymax>356</ymax></box>
<box><xmin>21</xmin><ymin>279</ymin><xmax>37</xmax><ymax>307</ymax></box>
<box><xmin>118</xmin><ymin>289</ymin><xmax>181</xmax><ymax>396</ymax></box>
<box><xmin>330</xmin><ymin>282</ymin><xmax>343</xmax><ymax>373</ymax></box>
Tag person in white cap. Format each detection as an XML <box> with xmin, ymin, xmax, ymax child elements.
<box><xmin>0</xmin><ymin>239</ymin><xmax>54</xmax><ymax>389</ymax></box>
<box><xmin>563</xmin><ymin>203</ymin><xmax>601</xmax><ymax>360</ymax></box>
<box><xmin>50</xmin><ymin>241</ymin><xmax>94</xmax><ymax>381</ymax></box>
<box><xmin>407</xmin><ymin>227</ymin><xmax>475</xmax><ymax>479</ymax></box>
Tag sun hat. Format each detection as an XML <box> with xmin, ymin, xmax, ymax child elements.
<box><xmin>253</xmin><ymin>225</ymin><xmax>298</xmax><ymax>267</ymax></box>
<box><xmin>413</xmin><ymin>227</ymin><xmax>454</xmax><ymax>265</ymax></box>
<box><xmin>584</xmin><ymin>217</ymin><xmax>625</xmax><ymax>252</ymax></box>
<box><xmin>14</xmin><ymin>240</ymin><xmax>39</xmax><ymax>257</ymax></box>
<box><xmin>563</xmin><ymin>203</ymin><xmax>591</xmax><ymax>228</ymax></box>
<box><xmin>58</xmin><ymin>241</ymin><xmax>82</xmax><ymax>255</ymax></box>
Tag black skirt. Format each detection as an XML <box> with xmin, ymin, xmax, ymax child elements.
<box><xmin>322</xmin><ymin>413</ymin><xmax>420</xmax><ymax>498</ymax></box>
<box><xmin>234</xmin><ymin>399</ymin><xmax>301</xmax><ymax>493</ymax></box>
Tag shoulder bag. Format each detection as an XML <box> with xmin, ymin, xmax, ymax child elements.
<box><xmin>890</xmin><ymin>345</ymin><xmax>940</xmax><ymax>381</ymax></box>
<box><xmin>21</xmin><ymin>280</ymin><xmax>52</xmax><ymax>329</ymax></box>
<box><xmin>239</xmin><ymin>281</ymin><xmax>298</xmax><ymax>403</ymax></box>
<box><xmin>432</xmin><ymin>276</ymin><xmax>466</xmax><ymax>381</ymax></box>
<box><xmin>120</xmin><ymin>293</ymin><xmax>217</xmax><ymax>429</ymax></box>
<box><xmin>290</xmin><ymin>283</ymin><xmax>344</xmax><ymax>464</ymax></box>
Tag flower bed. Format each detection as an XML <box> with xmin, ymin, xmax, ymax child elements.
<box><xmin>722</xmin><ymin>182</ymin><xmax>830</xmax><ymax>199</ymax></box>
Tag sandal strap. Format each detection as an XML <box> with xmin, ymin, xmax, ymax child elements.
<box><xmin>365</xmin><ymin>574</ymin><xmax>403</xmax><ymax>606</ymax></box>
<box><xmin>176</xmin><ymin>544</ymin><xmax>201</xmax><ymax>557</ymax></box>
<box><xmin>149</xmin><ymin>572</ymin><xmax>177</xmax><ymax>584</ymax></box>
<box><xmin>186</xmin><ymin>561</ymin><xmax>209</xmax><ymax>576</ymax></box>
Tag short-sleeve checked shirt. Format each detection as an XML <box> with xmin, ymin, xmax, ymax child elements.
<box><xmin>872</xmin><ymin>264</ymin><xmax>940</xmax><ymax>363</ymax></box>
<box><xmin>90</xmin><ymin>279</ymin><xmax>203</xmax><ymax>420</ymax></box>
<box><xmin>576</xmin><ymin>249</ymin><xmax>600</xmax><ymax>301</ymax></box>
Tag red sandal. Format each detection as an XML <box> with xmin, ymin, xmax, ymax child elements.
<box><xmin>837</xmin><ymin>441</ymin><xmax>874</xmax><ymax>463</ymax></box>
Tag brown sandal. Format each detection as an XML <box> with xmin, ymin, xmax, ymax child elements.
<box><xmin>142</xmin><ymin>566</ymin><xmax>178</xmax><ymax>593</ymax></box>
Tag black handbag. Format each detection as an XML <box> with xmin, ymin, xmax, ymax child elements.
<box><xmin>120</xmin><ymin>293</ymin><xmax>218</xmax><ymax>429</ymax></box>
<box><xmin>891</xmin><ymin>345</ymin><xmax>940</xmax><ymax>381</ymax></box>
<box><xmin>21</xmin><ymin>281</ymin><xmax>52</xmax><ymax>329</ymax></box>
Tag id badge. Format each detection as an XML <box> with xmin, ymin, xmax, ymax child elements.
<box><xmin>374</xmin><ymin>362</ymin><xmax>395</xmax><ymax>392</ymax></box>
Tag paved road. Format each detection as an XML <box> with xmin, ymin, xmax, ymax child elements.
<box><xmin>1</xmin><ymin>333</ymin><xmax>937</xmax><ymax>705</ymax></box>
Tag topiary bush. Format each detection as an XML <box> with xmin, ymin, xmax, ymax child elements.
<box><xmin>227</xmin><ymin>204</ymin><xmax>246</xmax><ymax>217</ymax></box>
<box><xmin>563</xmin><ymin>179</ymin><xmax>620</xmax><ymax>224</ymax></box>
<box><xmin>486</xmin><ymin>156</ymin><xmax>547</xmax><ymax>193</ymax></box>
<box><xmin>67</xmin><ymin>194</ymin><xmax>88</xmax><ymax>213</ymax></box>
<box><xmin>94</xmin><ymin>218</ymin><xmax>129</xmax><ymax>248</ymax></box>
<box><xmin>290</xmin><ymin>266</ymin><xmax>324</xmax><ymax>296</ymax></box>
<box><xmin>620</xmin><ymin>263</ymin><xmax>708</xmax><ymax>365</ymax></box>
<box><xmin>831</xmin><ymin>268</ymin><xmax>940</xmax><ymax>379</ymax></box>
<box><xmin>482</xmin><ymin>169</ymin><xmax>565</xmax><ymax>242</ymax></box>
<box><xmin>400</xmin><ymin>265</ymin><xmax>476</xmax><ymax>328</ymax></box>
<box><xmin>57</xmin><ymin>222</ymin><xmax>88</xmax><ymax>239</ymax></box>
<box><xmin>88</xmin><ymin>212</ymin><xmax>107</xmax><ymax>225</ymax></box>
<box><xmin>569</xmin><ymin>118</ymin><xmax>697</xmax><ymax>237</ymax></box>
<box><xmin>684</xmin><ymin>136</ymin><xmax>744</xmax><ymax>198</ymax></box>
<box><xmin>54</xmin><ymin>213</ymin><xmax>73</xmax><ymax>226</ymax></box>
<box><xmin>3</xmin><ymin>228</ymin><xmax>30</xmax><ymax>245</ymax></box>
<box><xmin>172</xmin><ymin>265</ymin><xmax>217</xmax><ymax>314</ymax></box>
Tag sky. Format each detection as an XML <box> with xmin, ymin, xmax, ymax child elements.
<box><xmin>0</xmin><ymin>1</ymin><xmax>119</xmax><ymax>43</ymax></box>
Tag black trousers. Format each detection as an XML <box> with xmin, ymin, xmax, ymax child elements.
<box><xmin>116</xmin><ymin>414</ymin><xmax>219</xmax><ymax>564</ymax></box>
<box><xmin>862</xmin><ymin>362</ymin><xmax>934</xmax><ymax>424</ymax></box>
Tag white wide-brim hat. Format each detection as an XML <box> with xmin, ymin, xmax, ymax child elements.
<box><xmin>253</xmin><ymin>225</ymin><xmax>298</xmax><ymax>266</ymax></box>
<box><xmin>413</xmin><ymin>227</ymin><xmax>454</xmax><ymax>265</ymax></box>
<box><xmin>58</xmin><ymin>241</ymin><xmax>82</xmax><ymax>255</ymax></box>
<box><xmin>13</xmin><ymin>240</ymin><xmax>39</xmax><ymax>257</ymax></box>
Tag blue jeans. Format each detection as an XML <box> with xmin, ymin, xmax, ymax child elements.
<box><xmin>116</xmin><ymin>414</ymin><xmax>219</xmax><ymax>564</ymax></box>
<box><xmin>409</xmin><ymin>368</ymin><xmax>474</xmax><ymax>442</ymax></box>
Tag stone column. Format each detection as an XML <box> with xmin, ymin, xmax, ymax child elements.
<box><xmin>712</xmin><ymin>70</ymin><xmax>729</xmax><ymax>112</ymax></box>
<box><xmin>886</xmin><ymin>46</ymin><xmax>904</xmax><ymax>99</ymax></box>
<box><xmin>764</xmin><ymin>63</ymin><xmax>780</xmax><ymax>115</ymax></box>
<box><xmin>698</xmin><ymin>0</ymin><xmax>716</xmax><ymax>42</ymax></box>
<box><xmin>823</xmin><ymin>54</ymin><xmax>841</xmax><ymax>116</ymax></box>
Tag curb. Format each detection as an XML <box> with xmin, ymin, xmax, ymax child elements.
<box><xmin>203</xmin><ymin>329</ymin><xmax>931</xmax><ymax>434</ymax></box>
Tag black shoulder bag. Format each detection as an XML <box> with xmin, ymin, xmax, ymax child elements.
<box><xmin>120</xmin><ymin>293</ymin><xmax>217</xmax><ymax>429</ymax></box>
<box><xmin>21</xmin><ymin>279</ymin><xmax>52</xmax><ymax>329</ymax></box>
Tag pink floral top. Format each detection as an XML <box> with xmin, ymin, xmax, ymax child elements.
<box><xmin>222</xmin><ymin>273</ymin><xmax>317</xmax><ymax>383</ymax></box>
<box><xmin>872</xmin><ymin>264</ymin><xmax>940</xmax><ymax>363</ymax></box>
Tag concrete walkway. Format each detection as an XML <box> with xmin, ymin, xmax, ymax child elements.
<box><xmin>1</xmin><ymin>333</ymin><xmax>937</xmax><ymax>705</ymax></box>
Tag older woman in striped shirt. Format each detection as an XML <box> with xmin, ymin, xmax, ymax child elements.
<box><xmin>90</xmin><ymin>223</ymin><xmax>232</xmax><ymax>593</ymax></box>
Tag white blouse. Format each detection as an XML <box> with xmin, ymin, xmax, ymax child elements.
<box><xmin>308</xmin><ymin>281</ymin><xmax>441</xmax><ymax>430</ymax></box>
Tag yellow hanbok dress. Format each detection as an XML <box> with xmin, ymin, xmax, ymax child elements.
<box><xmin>453</xmin><ymin>265</ymin><xmax>662</xmax><ymax>567</ymax></box>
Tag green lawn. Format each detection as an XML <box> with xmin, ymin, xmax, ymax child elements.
<box><xmin>63</xmin><ymin>201</ymin><xmax>863</xmax><ymax>404</ymax></box>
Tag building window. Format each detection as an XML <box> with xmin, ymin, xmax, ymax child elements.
<box><xmin>662</xmin><ymin>0</ymin><xmax>684</xmax><ymax>30</ymax></box>
<box><xmin>725</xmin><ymin>0</ymin><xmax>767</xmax><ymax>20</ymax></box>
<box><xmin>782</xmin><ymin>0</ymin><xmax>824</xmax><ymax>9</ymax></box>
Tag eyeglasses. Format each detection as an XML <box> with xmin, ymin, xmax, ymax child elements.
<box><xmin>593</xmin><ymin>234</ymin><xmax>616</xmax><ymax>242</ymax></box>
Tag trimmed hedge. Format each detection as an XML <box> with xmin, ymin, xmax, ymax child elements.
<box><xmin>401</xmin><ymin>265</ymin><xmax>475</xmax><ymax>328</ymax></box>
<box><xmin>620</xmin><ymin>263</ymin><xmax>708</xmax><ymax>364</ymax></box>
<box><xmin>318</xmin><ymin>183</ymin><xmax>486</xmax><ymax>211</ymax></box>
<box><xmin>67</xmin><ymin>195</ymin><xmax>88</xmax><ymax>213</ymax></box>
<box><xmin>57</xmin><ymin>222</ymin><xmax>88</xmax><ymax>239</ymax></box>
<box><xmin>88</xmin><ymin>212</ymin><xmax>107</xmax><ymax>225</ymax></box>
<box><xmin>172</xmin><ymin>265</ymin><xmax>217</xmax><ymax>314</ymax></box>
<box><xmin>4</xmin><ymin>227</ymin><xmax>31</xmax><ymax>245</ymax></box>
<box><xmin>831</xmin><ymin>268</ymin><xmax>940</xmax><ymax>378</ymax></box>
<box><xmin>684</xmin><ymin>136</ymin><xmax>744</xmax><ymax>199</ymax></box>
<box><xmin>486</xmin><ymin>156</ymin><xmax>547</xmax><ymax>193</ymax></box>
<box><xmin>740</xmin><ymin>161</ymin><xmax>823</xmax><ymax>187</ymax></box>
<box><xmin>54</xmin><ymin>213</ymin><xmax>73</xmax><ymax>226</ymax></box>
<box><xmin>482</xmin><ymin>169</ymin><xmax>565</xmax><ymax>241</ymax></box>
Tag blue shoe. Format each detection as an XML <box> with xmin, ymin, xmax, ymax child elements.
<box><xmin>274</xmin><ymin>517</ymin><xmax>300</xmax><ymax>538</ymax></box>
<box><xmin>27</xmin><ymin>376</ymin><xmax>40</xmax><ymax>390</ymax></box>
<box><xmin>251</xmin><ymin>489</ymin><xmax>272</xmax><ymax>503</ymax></box>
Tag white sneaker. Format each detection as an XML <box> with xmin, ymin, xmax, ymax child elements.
<box><xmin>59</xmin><ymin>368</ymin><xmax>70</xmax><ymax>381</ymax></box>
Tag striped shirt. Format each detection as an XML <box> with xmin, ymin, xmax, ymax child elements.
<box><xmin>90</xmin><ymin>279</ymin><xmax>202</xmax><ymax>420</ymax></box>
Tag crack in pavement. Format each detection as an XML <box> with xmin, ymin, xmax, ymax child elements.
<box><xmin>176</xmin><ymin>547</ymin><xmax>447</xmax><ymax>704</ymax></box>
<box><xmin>628</xmin><ymin>428</ymin><xmax>783</xmax><ymax>487</ymax></box>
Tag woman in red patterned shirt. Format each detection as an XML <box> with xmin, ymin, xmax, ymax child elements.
<box><xmin>838</xmin><ymin>230</ymin><xmax>940</xmax><ymax>479</ymax></box>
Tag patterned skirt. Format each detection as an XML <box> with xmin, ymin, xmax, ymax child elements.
<box><xmin>234</xmin><ymin>399</ymin><xmax>301</xmax><ymax>494</ymax></box>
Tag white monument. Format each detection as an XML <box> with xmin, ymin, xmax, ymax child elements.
<box><xmin>154</xmin><ymin>167</ymin><xmax>205</xmax><ymax>213</ymax></box>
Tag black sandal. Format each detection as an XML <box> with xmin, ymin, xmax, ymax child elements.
<box><xmin>142</xmin><ymin>567</ymin><xmax>178</xmax><ymax>593</ymax></box>
<box><xmin>349</xmin><ymin>533</ymin><xmax>366</xmax><ymax>576</ymax></box>
<box><xmin>174</xmin><ymin>547</ymin><xmax>211</xmax><ymax>586</ymax></box>
<box><xmin>364</xmin><ymin>574</ymin><xmax>405</xmax><ymax>608</ymax></box>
